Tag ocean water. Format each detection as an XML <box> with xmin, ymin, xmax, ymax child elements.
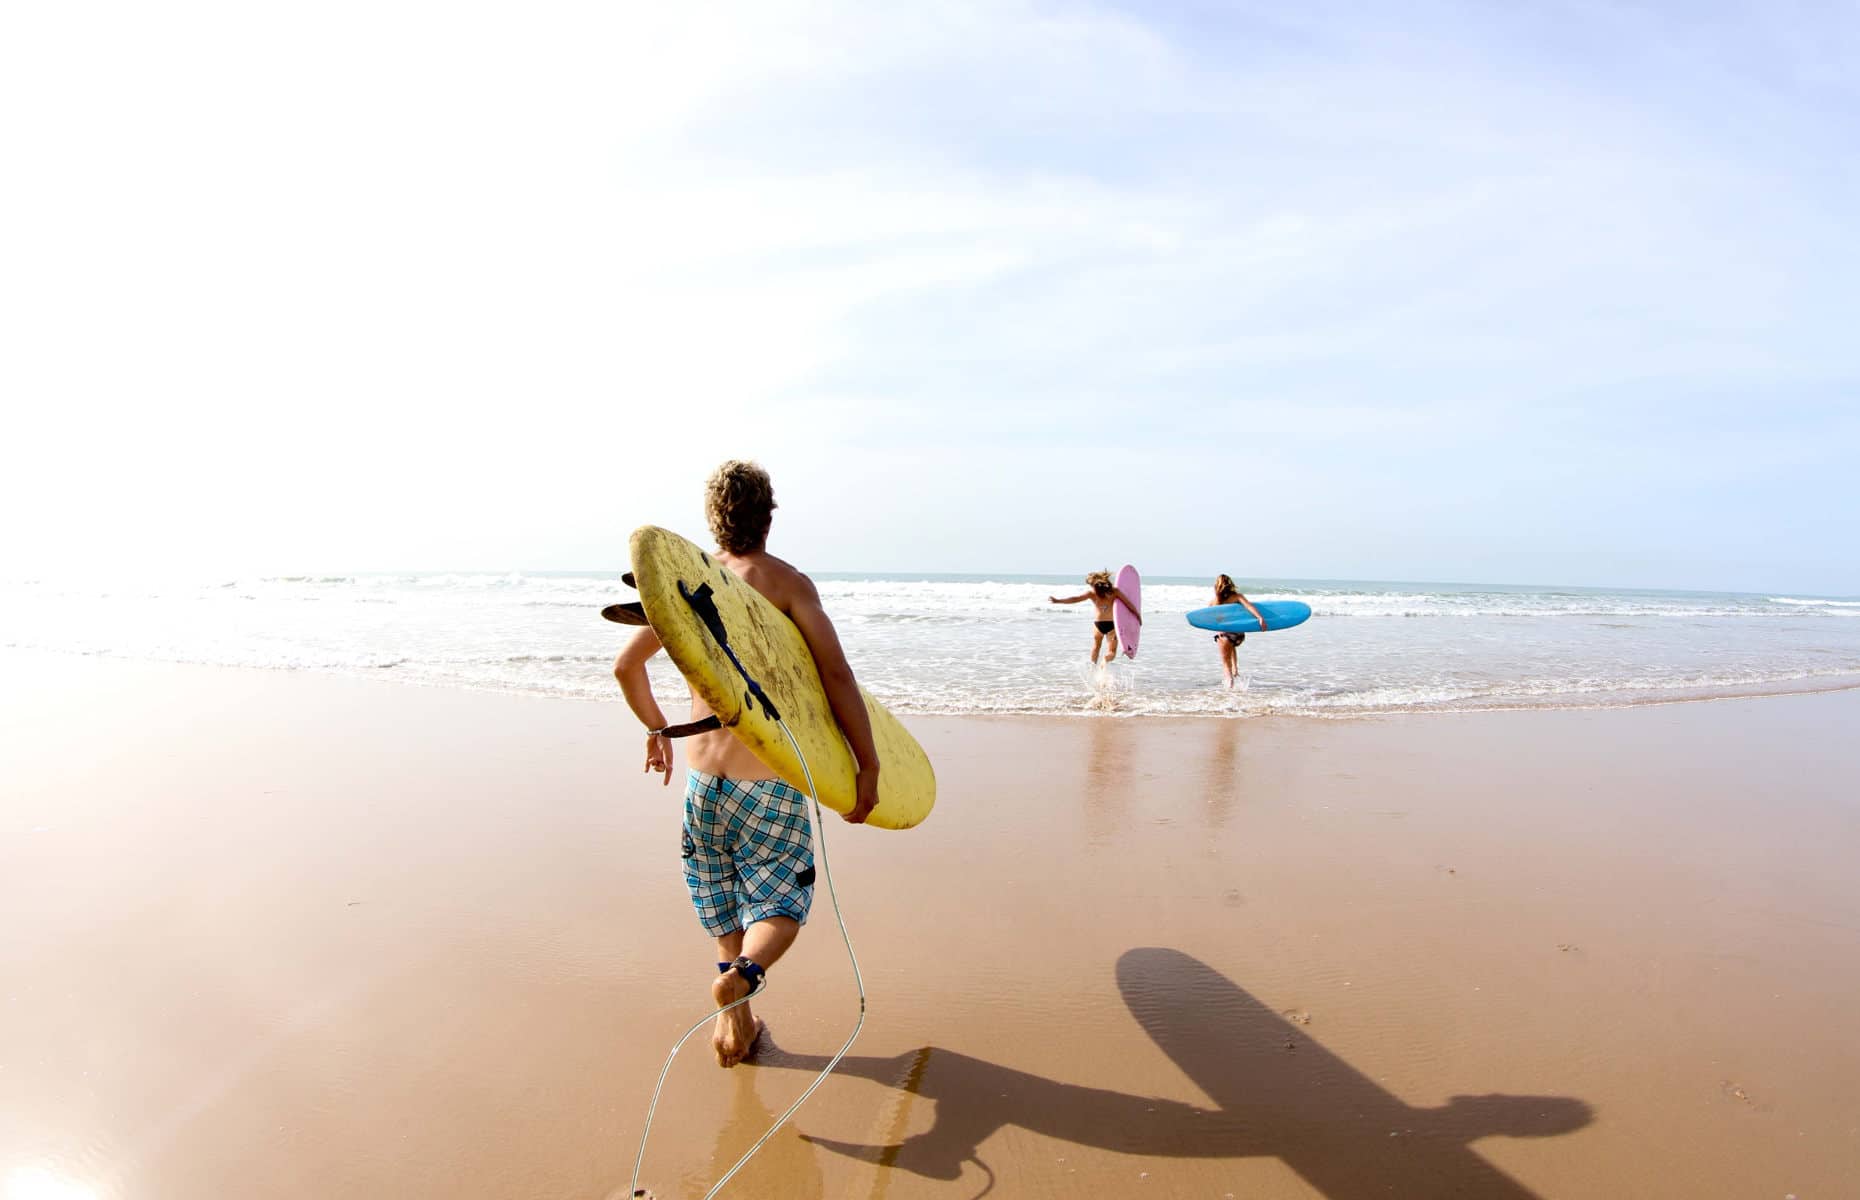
<box><xmin>4</xmin><ymin>572</ymin><xmax>1859</xmax><ymax>718</ymax></box>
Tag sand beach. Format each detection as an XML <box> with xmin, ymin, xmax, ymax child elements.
<box><xmin>11</xmin><ymin>2</ymin><xmax>1860</xmax><ymax>1196</ymax></box>
<box><xmin>3</xmin><ymin>647</ymin><xmax>1857</xmax><ymax>1198</ymax></box>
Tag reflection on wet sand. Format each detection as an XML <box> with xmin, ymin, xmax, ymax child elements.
<box><xmin>691</xmin><ymin>1066</ymin><xmax>825</xmax><ymax>1199</ymax></box>
<box><xmin>759</xmin><ymin>949</ymin><xmax>1590</xmax><ymax>1198</ymax></box>
<box><xmin>1202</xmin><ymin>717</ymin><xmax>1244</xmax><ymax>830</ymax></box>
<box><xmin>1081</xmin><ymin>717</ymin><xmax>1130</xmax><ymax>845</ymax></box>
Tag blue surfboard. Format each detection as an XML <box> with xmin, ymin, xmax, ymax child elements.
<box><xmin>1185</xmin><ymin>600</ymin><xmax>1312</xmax><ymax>634</ymax></box>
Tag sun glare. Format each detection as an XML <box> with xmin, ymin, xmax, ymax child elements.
<box><xmin>3</xmin><ymin>1168</ymin><xmax>98</xmax><ymax>1200</ymax></box>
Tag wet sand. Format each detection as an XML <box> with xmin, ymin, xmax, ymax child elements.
<box><xmin>2</xmin><ymin>648</ymin><xmax>1857</xmax><ymax>1198</ymax></box>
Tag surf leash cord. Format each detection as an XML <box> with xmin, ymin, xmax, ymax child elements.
<box><xmin>628</xmin><ymin>584</ymin><xmax>869</xmax><ymax>1200</ymax></box>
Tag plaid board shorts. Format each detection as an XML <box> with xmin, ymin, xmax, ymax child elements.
<box><xmin>681</xmin><ymin>770</ymin><xmax>816</xmax><ymax>936</ymax></box>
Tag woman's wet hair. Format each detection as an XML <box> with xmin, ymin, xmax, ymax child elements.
<box><xmin>1214</xmin><ymin>574</ymin><xmax>1239</xmax><ymax>603</ymax></box>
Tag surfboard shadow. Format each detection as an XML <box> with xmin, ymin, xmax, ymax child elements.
<box><xmin>756</xmin><ymin>948</ymin><xmax>1591</xmax><ymax>1198</ymax></box>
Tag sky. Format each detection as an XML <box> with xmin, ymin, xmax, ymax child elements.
<box><xmin>1</xmin><ymin>1</ymin><xmax>1855</xmax><ymax>593</ymax></box>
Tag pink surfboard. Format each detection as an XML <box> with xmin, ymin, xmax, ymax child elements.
<box><xmin>1113</xmin><ymin>564</ymin><xmax>1141</xmax><ymax>659</ymax></box>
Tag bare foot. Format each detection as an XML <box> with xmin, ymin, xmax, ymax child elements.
<box><xmin>711</xmin><ymin>968</ymin><xmax>760</xmax><ymax>1068</ymax></box>
<box><xmin>710</xmin><ymin>1011</ymin><xmax>730</xmax><ymax>1067</ymax></box>
<box><xmin>739</xmin><ymin>1017</ymin><xmax>767</xmax><ymax>1063</ymax></box>
<box><xmin>711</xmin><ymin>1010</ymin><xmax>764</xmax><ymax>1067</ymax></box>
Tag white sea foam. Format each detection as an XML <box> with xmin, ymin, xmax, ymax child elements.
<box><xmin>5</xmin><ymin>572</ymin><xmax>1859</xmax><ymax>717</ymax></box>
<box><xmin>1769</xmin><ymin>596</ymin><xmax>1860</xmax><ymax>612</ymax></box>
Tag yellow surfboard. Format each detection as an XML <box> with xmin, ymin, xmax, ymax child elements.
<box><xmin>628</xmin><ymin>526</ymin><xmax>935</xmax><ymax>830</ymax></box>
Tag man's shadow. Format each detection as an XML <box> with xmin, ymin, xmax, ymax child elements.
<box><xmin>757</xmin><ymin>948</ymin><xmax>1590</xmax><ymax>1198</ymax></box>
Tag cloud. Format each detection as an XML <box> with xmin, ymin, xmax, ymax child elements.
<box><xmin>0</xmin><ymin>0</ymin><xmax>1854</xmax><ymax>588</ymax></box>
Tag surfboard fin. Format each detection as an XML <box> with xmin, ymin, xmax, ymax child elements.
<box><xmin>655</xmin><ymin>715</ymin><xmax>723</xmax><ymax>738</ymax></box>
<box><xmin>600</xmin><ymin>601</ymin><xmax>649</xmax><ymax>625</ymax></box>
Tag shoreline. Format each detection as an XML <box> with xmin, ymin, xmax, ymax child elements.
<box><xmin>4</xmin><ymin>649</ymin><xmax>1857</xmax><ymax>1198</ymax></box>
<box><xmin>9</xmin><ymin>644</ymin><xmax>1860</xmax><ymax>721</ymax></box>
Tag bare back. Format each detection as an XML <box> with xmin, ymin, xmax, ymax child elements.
<box><xmin>681</xmin><ymin>549</ymin><xmax>817</xmax><ymax>781</ymax></box>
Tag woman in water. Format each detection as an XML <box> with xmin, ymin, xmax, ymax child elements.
<box><xmin>1211</xmin><ymin>574</ymin><xmax>1269</xmax><ymax>687</ymax></box>
<box><xmin>1050</xmin><ymin>569</ymin><xmax>1141</xmax><ymax>664</ymax></box>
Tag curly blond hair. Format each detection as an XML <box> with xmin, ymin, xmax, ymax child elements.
<box><xmin>704</xmin><ymin>460</ymin><xmax>777</xmax><ymax>554</ymax></box>
<box><xmin>1086</xmin><ymin>569</ymin><xmax>1113</xmax><ymax>594</ymax></box>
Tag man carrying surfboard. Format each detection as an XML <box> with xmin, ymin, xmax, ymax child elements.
<box><xmin>611</xmin><ymin>460</ymin><xmax>882</xmax><ymax>1068</ymax></box>
<box><xmin>1050</xmin><ymin>569</ymin><xmax>1141</xmax><ymax>664</ymax></box>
